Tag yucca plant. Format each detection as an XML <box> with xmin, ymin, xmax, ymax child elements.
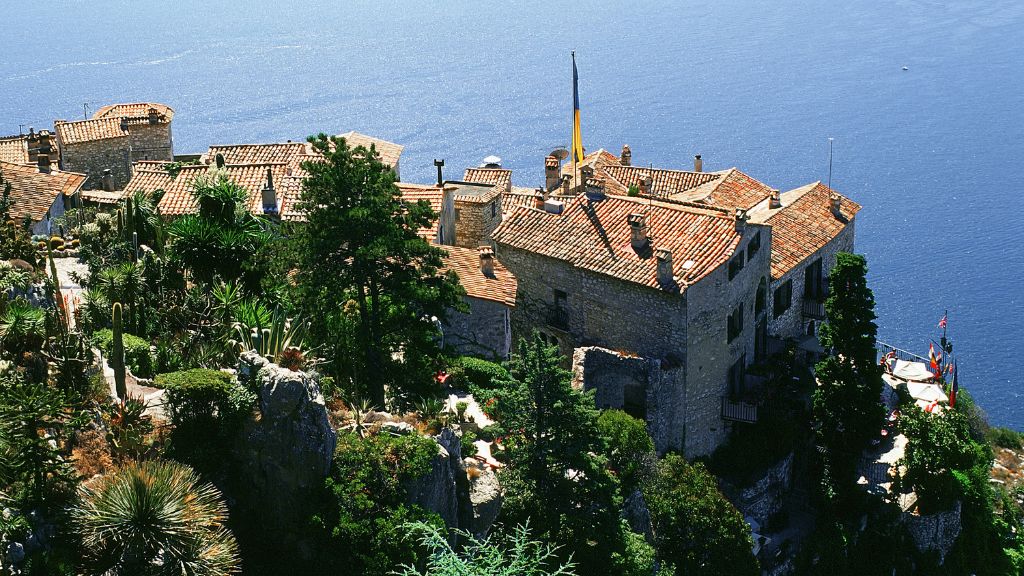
<box><xmin>229</xmin><ymin>307</ymin><xmax>307</xmax><ymax>365</ymax></box>
<box><xmin>345</xmin><ymin>397</ymin><xmax>376</xmax><ymax>438</ymax></box>
<box><xmin>72</xmin><ymin>459</ymin><xmax>240</xmax><ymax>575</ymax></box>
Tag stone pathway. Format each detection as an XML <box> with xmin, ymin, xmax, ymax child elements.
<box><xmin>52</xmin><ymin>257</ymin><xmax>88</xmax><ymax>329</ymax></box>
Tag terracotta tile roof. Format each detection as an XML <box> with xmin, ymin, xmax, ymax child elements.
<box><xmin>601</xmin><ymin>165</ymin><xmax>722</xmax><ymax>198</ymax></box>
<box><xmin>55</xmin><ymin>118</ymin><xmax>129</xmax><ymax>145</ymax></box>
<box><xmin>449</xmin><ymin>181</ymin><xmax>501</xmax><ymax>204</ymax></box>
<box><xmin>80</xmin><ymin>190</ymin><xmax>124</xmax><ymax>204</ymax></box>
<box><xmin>279</xmin><ymin>176</ymin><xmax>306</xmax><ymax>222</ymax></box>
<box><xmin>670</xmin><ymin>168</ymin><xmax>774</xmax><ymax>211</ymax></box>
<box><xmin>398</xmin><ymin>183</ymin><xmax>447</xmax><ymax>240</ymax></box>
<box><xmin>561</xmin><ymin>148</ymin><xmax>621</xmax><ymax>177</ymax></box>
<box><xmin>439</xmin><ymin>245</ymin><xmax>517</xmax><ymax>307</ymax></box>
<box><xmin>502</xmin><ymin>189</ymin><xmax>543</xmax><ymax>215</ymax></box>
<box><xmin>92</xmin><ymin>102</ymin><xmax>174</xmax><ymax>123</ymax></box>
<box><xmin>0</xmin><ymin>136</ymin><xmax>30</xmax><ymax>165</ymax></box>
<box><xmin>338</xmin><ymin>131</ymin><xmax>403</xmax><ymax>168</ymax></box>
<box><xmin>463</xmin><ymin>167</ymin><xmax>511</xmax><ymax>190</ymax></box>
<box><xmin>132</xmin><ymin>163</ymin><xmax>288</xmax><ymax>217</ymax></box>
<box><xmin>750</xmin><ymin>182</ymin><xmax>861</xmax><ymax>278</ymax></box>
<box><xmin>0</xmin><ymin>161</ymin><xmax>86</xmax><ymax>222</ymax></box>
<box><xmin>492</xmin><ymin>194</ymin><xmax>746</xmax><ymax>292</ymax></box>
<box><xmin>205</xmin><ymin>142</ymin><xmax>310</xmax><ymax>172</ymax></box>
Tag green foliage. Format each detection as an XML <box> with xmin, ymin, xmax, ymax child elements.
<box><xmin>897</xmin><ymin>407</ymin><xmax>991</xmax><ymax>513</ymax></box>
<box><xmin>988</xmin><ymin>427</ymin><xmax>1023</xmax><ymax>450</ymax></box>
<box><xmin>0</xmin><ymin>260</ymin><xmax>31</xmax><ymax>293</ymax></box>
<box><xmin>0</xmin><ymin>167</ymin><xmax>37</xmax><ymax>262</ymax></box>
<box><xmin>94</xmin><ymin>327</ymin><xmax>154</xmax><ymax>379</ymax></box>
<box><xmin>451</xmin><ymin>355</ymin><xmax>510</xmax><ymax>392</ymax></box>
<box><xmin>644</xmin><ymin>455</ymin><xmax>758</xmax><ymax>576</ymax></box>
<box><xmin>101</xmin><ymin>395</ymin><xmax>153</xmax><ymax>462</ymax></box>
<box><xmin>813</xmin><ymin>253</ymin><xmax>884</xmax><ymax>498</ymax></box>
<box><xmin>0</xmin><ymin>373</ymin><xmax>86</xmax><ymax>508</ymax></box>
<box><xmin>71</xmin><ymin>459</ymin><xmax>240</xmax><ymax>575</ymax></box>
<box><xmin>228</xmin><ymin>306</ymin><xmax>307</xmax><ymax>366</ymax></box>
<box><xmin>295</xmin><ymin>133</ymin><xmax>465</xmax><ymax>407</ymax></box>
<box><xmin>396</xmin><ymin>520</ymin><xmax>577</xmax><ymax>576</ymax></box>
<box><xmin>597</xmin><ymin>409</ymin><xmax>655</xmax><ymax>494</ymax></box>
<box><xmin>313</xmin><ymin>432</ymin><xmax>441</xmax><ymax>574</ymax></box>
<box><xmin>157</xmin><ymin>369</ymin><xmax>255</xmax><ymax>472</ymax></box>
<box><xmin>492</xmin><ymin>333</ymin><xmax>623</xmax><ymax>573</ymax></box>
<box><xmin>0</xmin><ymin>297</ymin><xmax>46</xmax><ymax>358</ymax></box>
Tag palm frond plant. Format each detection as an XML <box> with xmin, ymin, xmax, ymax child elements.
<box><xmin>71</xmin><ymin>459</ymin><xmax>240</xmax><ymax>575</ymax></box>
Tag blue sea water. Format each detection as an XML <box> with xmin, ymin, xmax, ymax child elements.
<box><xmin>2</xmin><ymin>1</ymin><xmax>1022</xmax><ymax>428</ymax></box>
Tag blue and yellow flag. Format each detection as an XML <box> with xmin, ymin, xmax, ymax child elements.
<box><xmin>572</xmin><ymin>51</ymin><xmax>584</xmax><ymax>166</ymax></box>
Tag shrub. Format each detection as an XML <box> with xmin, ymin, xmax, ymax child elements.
<box><xmin>451</xmin><ymin>356</ymin><xmax>509</xmax><ymax>391</ymax></box>
<box><xmin>598</xmin><ymin>409</ymin><xmax>655</xmax><ymax>493</ymax></box>
<box><xmin>461</xmin><ymin>429</ymin><xmax>478</xmax><ymax>457</ymax></box>
<box><xmin>93</xmin><ymin>328</ymin><xmax>154</xmax><ymax>378</ymax></box>
<box><xmin>987</xmin><ymin>427</ymin><xmax>1023</xmax><ymax>450</ymax></box>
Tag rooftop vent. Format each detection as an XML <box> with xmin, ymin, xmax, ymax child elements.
<box><xmin>768</xmin><ymin>188</ymin><xmax>781</xmax><ymax>209</ymax></box>
<box><xmin>479</xmin><ymin>246</ymin><xmax>495</xmax><ymax>277</ymax></box>
<box><xmin>481</xmin><ymin>155</ymin><xmax>502</xmax><ymax>168</ymax></box>
<box><xmin>694</xmin><ymin>154</ymin><xmax>703</xmax><ymax>173</ymax></box>
<box><xmin>628</xmin><ymin>213</ymin><xmax>648</xmax><ymax>249</ymax></box>
<box><xmin>620</xmin><ymin>144</ymin><xmax>632</xmax><ymax>166</ymax></box>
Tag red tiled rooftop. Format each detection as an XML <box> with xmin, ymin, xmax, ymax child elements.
<box><xmin>750</xmin><ymin>182</ymin><xmax>861</xmax><ymax>278</ymax></box>
<box><xmin>55</xmin><ymin>118</ymin><xmax>129</xmax><ymax>145</ymax></box>
<box><xmin>129</xmin><ymin>163</ymin><xmax>290</xmax><ymax>216</ymax></box>
<box><xmin>338</xmin><ymin>131</ymin><xmax>403</xmax><ymax>168</ymax></box>
<box><xmin>463</xmin><ymin>167</ymin><xmax>511</xmax><ymax>191</ymax></box>
<box><xmin>602</xmin><ymin>165</ymin><xmax>721</xmax><ymax>198</ymax></box>
<box><xmin>0</xmin><ymin>136</ymin><xmax>30</xmax><ymax>165</ymax></box>
<box><xmin>92</xmin><ymin>102</ymin><xmax>174</xmax><ymax>123</ymax></box>
<box><xmin>492</xmin><ymin>194</ymin><xmax>746</xmax><ymax>292</ymax></box>
<box><xmin>440</xmin><ymin>245</ymin><xmax>517</xmax><ymax>307</ymax></box>
<box><xmin>0</xmin><ymin>161</ymin><xmax>86</xmax><ymax>222</ymax></box>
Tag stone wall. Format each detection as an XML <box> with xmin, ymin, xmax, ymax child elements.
<box><xmin>904</xmin><ymin>500</ymin><xmax>962</xmax><ymax>565</ymax></box>
<box><xmin>443</xmin><ymin>296</ymin><xmax>512</xmax><ymax>360</ymax></box>
<box><xmin>60</xmin><ymin>137</ymin><xmax>132</xmax><ymax>191</ymax></box>
<box><xmin>127</xmin><ymin>122</ymin><xmax>173</xmax><ymax>163</ymax></box>
<box><xmin>720</xmin><ymin>452</ymin><xmax>794</xmax><ymax>526</ymax></box>
<box><xmin>496</xmin><ymin>243</ymin><xmax>689</xmax><ymax>362</ymax></box>
<box><xmin>454</xmin><ymin>194</ymin><xmax>502</xmax><ymax>248</ymax></box>
<box><xmin>682</xmin><ymin>223</ymin><xmax>772</xmax><ymax>457</ymax></box>
<box><xmin>768</xmin><ymin>219</ymin><xmax>856</xmax><ymax>340</ymax></box>
<box><xmin>571</xmin><ymin>346</ymin><xmax>686</xmax><ymax>453</ymax></box>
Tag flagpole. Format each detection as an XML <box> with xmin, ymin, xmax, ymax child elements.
<box><xmin>572</xmin><ymin>50</ymin><xmax>578</xmax><ymax>194</ymax></box>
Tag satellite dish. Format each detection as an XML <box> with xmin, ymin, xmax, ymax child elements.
<box><xmin>481</xmin><ymin>155</ymin><xmax>502</xmax><ymax>168</ymax></box>
<box><xmin>549</xmin><ymin>147</ymin><xmax>569</xmax><ymax>161</ymax></box>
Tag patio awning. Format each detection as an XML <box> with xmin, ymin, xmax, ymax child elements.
<box><xmin>892</xmin><ymin>360</ymin><xmax>933</xmax><ymax>382</ymax></box>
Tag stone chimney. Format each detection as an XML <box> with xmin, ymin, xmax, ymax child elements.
<box><xmin>584</xmin><ymin>175</ymin><xmax>605</xmax><ymax>201</ymax></box>
<box><xmin>735</xmin><ymin>208</ymin><xmax>748</xmax><ymax>233</ymax></box>
<box><xmin>637</xmin><ymin>173</ymin><xmax>652</xmax><ymax>196</ymax></box>
<box><xmin>655</xmin><ymin>248</ymin><xmax>674</xmax><ymax>286</ymax></box>
<box><xmin>628</xmin><ymin>213</ymin><xmax>648</xmax><ymax>249</ymax></box>
<box><xmin>829</xmin><ymin>192</ymin><xmax>842</xmax><ymax>216</ymax></box>
<box><xmin>37</xmin><ymin>152</ymin><xmax>51</xmax><ymax>174</ymax></box>
<box><xmin>694</xmin><ymin>154</ymin><xmax>703</xmax><ymax>173</ymax></box>
<box><xmin>147</xmin><ymin>107</ymin><xmax>160</xmax><ymax>124</ymax></box>
<box><xmin>215</xmin><ymin>153</ymin><xmax>225</xmax><ymax>169</ymax></box>
<box><xmin>262</xmin><ymin>168</ymin><xmax>277</xmax><ymax>213</ymax></box>
<box><xmin>479</xmin><ymin>246</ymin><xmax>495</xmax><ymax>277</ymax></box>
<box><xmin>534</xmin><ymin>191</ymin><xmax>546</xmax><ymax>210</ymax></box>
<box><xmin>561</xmin><ymin>174</ymin><xmax>571</xmax><ymax>196</ymax></box>
<box><xmin>545</xmin><ymin>155</ymin><xmax>560</xmax><ymax>191</ymax></box>
<box><xmin>101</xmin><ymin>169</ymin><xmax>114</xmax><ymax>191</ymax></box>
<box><xmin>620</xmin><ymin>144</ymin><xmax>632</xmax><ymax>166</ymax></box>
<box><xmin>768</xmin><ymin>188</ymin><xmax>781</xmax><ymax>209</ymax></box>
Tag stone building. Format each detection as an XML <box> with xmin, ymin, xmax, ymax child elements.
<box><xmin>439</xmin><ymin>245</ymin><xmax>517</xmax><ymax>359</ymax></box>
<box><xmin>749</xmin><ymin>182</ymin><xmax>861</xmax><ymax>343</ymax></box>
<box><xmin>0</xmin><ymin>160</ymin><xmax>86</xmax><ymax>235</ymax></box>
<box><xmin>492</xmin><ymin>182</ymin><xmax>772</xmax><ymax>457</ymax></box>
<box><xmin>54</xmin><ymin>103</ymin><xmax>174</xmax><ymax>191</ymax></box>
<box><xmin>396</xmin><ymin>183</ymin><xmax>456</xmax><ymax>246</ymax></box>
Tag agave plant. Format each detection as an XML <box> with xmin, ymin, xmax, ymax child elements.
<box><xmin>0</xmin><ymin>298</ymin><xmax>46</xmax><ymax>358</ymax></box>
<box><xmin>229</xmin><ymin>307</ymin><xmax>306</xmax><ymax>365</ymax></box>
<box><xmin>0</xmin><ymin>261</ymin><xmax>30</xmax><ymax>293</ymax></box>
<box><xmin>72</xmin><ymin>459</ymin><xmax>240</xmax><ymax>575</ymax></box>
<box><xmin>345</xmin><ymin>397</ymin><xmax>377</xmax><ymax>438</ymax></box>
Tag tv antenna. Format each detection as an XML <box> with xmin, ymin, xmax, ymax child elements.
<box><xmin>827</xmin><ymin>138</ymin><xmax>834</xmax><ymax>189</ymax></box>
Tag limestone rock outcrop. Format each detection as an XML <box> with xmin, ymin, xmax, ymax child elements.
<box><xmin>404</xmin><ymin>428</ymin><xmax>460</xmax><ymax>530</ymax></box>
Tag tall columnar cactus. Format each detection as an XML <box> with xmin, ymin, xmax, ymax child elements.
<box><xmin>112</xmin><ymin>302</ymin><xmax>127</xmax><ymax>400</ymax></box>
<box><xmin>47</xmin><ymin>247</ymin><xmax>67</xmax><ymax>332</ymax></box>
<box><xmin>125</xmin><ymin>197</ymin><xmax>135</xmax><ymax>242</ymax></box>
<box><xmin>116</xmin><ymin>209</ymin><xmax>124</xmax><ymax>240</ymax></box>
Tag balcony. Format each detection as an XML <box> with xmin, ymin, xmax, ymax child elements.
<box><xmin>802</xmin><ymin>299</ymin><xmax>826</xmax><ymax>320</ymax></box>
<box><xmin>546</xmin><ymin>307</ymin><xmax>569</xmax><ymax>331</ymax></box>
<box><xmin>721</xmin><ymin>397</ymin><xmax>758</xmax><ymax>423</ymax></box>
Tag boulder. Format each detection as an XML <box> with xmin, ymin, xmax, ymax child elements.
<box><xmin>622</xmin><ymin>489</ymin><xmax>653</xmax><ymax>541</ymax></box>
<box><xmin>405</xmin><ymin>428</ymin><xmax>460</xmax><ymax>530</ymax></box>
<box><xmin>721</xmin><ymin>452</ymin><xmax>794</xmax><ymax>527</ymax></box>
<box><xmin>904</xmin><ymin>500</ymin><xmax>962</xmax><ymax>565</ymax></box>
<box><xmin>236</xmin><ymin>351</ymin><xmax>336</xmax><ymax>551</ymax></box>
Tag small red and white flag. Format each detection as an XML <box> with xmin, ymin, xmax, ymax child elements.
<box><xmin>938</xmin><ymin>313</ymin><xmax>947</xmax><ymax>329</ymax></box>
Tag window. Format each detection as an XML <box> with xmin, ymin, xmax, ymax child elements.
<box><xmin>728</xmin><ymin>253</ymin><xmax>745</xmax><ymax>280</ymax></box>
<box><xmin>728</xmin><ymin>354</ymin><xmax>747</xmax><ymax>397</ymax></box>
<box><xmin>773</xmin><ymin>279</ymin><xmax>793</xmax><ymax>317</ymax></box>
<box><xmin>804</xmin><ymin>258</ymin><xmax>824</xmax><ymax>301</ymax></box>
<box><xmin>491</xmin><ymin>200</ymin><xmax>497</xmax><ymax>218</ymax></box>
<box><xmin>747</xmin><ymin>232</ymin><xmax>761</xmax><ymax>260</ymax></box>
<box><xmin>727</xmin><ymin>303</ymin><xmax>744</xmax><ymax>343</ymax></box>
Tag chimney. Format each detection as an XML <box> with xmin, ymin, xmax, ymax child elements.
<box><xmin>829</xmin><ymin>192</ymin><xmax>842</xmax><ymax>216</ymax></box>
<box><xmin>262</xmin><ymin>168</ymin><xmax>277</xmax><ymax>213</ymax></box>
<box><xmin>479</xmin><ymin>246</ymin><xmax>495</xmax><ymax>277</ymax></box>
<box><xmin>543</xmin><ymin>198</ymin><xmax>565</xmax><ymax>214</ymax></box>
<box><xmin>584</xmin><ymin>176</ymin><xmax>605</xmax><ymax>201</ymax></box>
<box><xmin>101</xmin><ymin>169</ymin><xmax>114</xmax><ymax>191</ymax></box>
<box><xmin>620</xmin><ymin>144</ymin><xmax>632</xmax><ymax>166</ymax></box>
<box><xmin>215</xmin><ymin>153</ymin><xmax>225</xmax><ymax>169</ymax></box>
<box><xmin>534</xmin><ymin>191</ymin><xmax>546</xmax><ymax>210</ymax></box>
<box><xmin>37</xmin><ymin>153</ymin><xmax>51</xmax><ymax>174</ymax></box>
<box><xmin>694</xmin><ymin>154</ymin><xmax>703</xmax><ymax>172</ymax></box>
<box><xmin>544</xmin><ymin>155</ymin><xmax>560</xmax><ymax>191</ymax></box>
<box><xmin>434</xmin><ymin>158</ymin><xmax>444</xmax><ymax>186</ymax></box>
<box><xmin>628</xmin><ymin>213</ymin><xmax>648</xmax><ymax>249</ymax></box>
<box><xmin>148</xmin><ymin>107</ymin><xmax>160</xmax><ymax>124</ymax></box>
<box><xmin>637</xmin><ymin>172</ymin><xmax>652</xmax><ymax>196</ymax></box>
<box><xmin>734</xmin><ymin>208</ymin><xmax>748</xmax><ymax>233</ymax></box>
<box><xmin>655</xmin><ymin>248</ymin><xmax>674</xmax><ymax>286</ymax></box>
<box><xmin>561</xmin><ymin>174</ymin><xmax>571</xmax><ymax>196</ymax></box>
<box><xmin>768</xmin><ymin>188</ymin><xmax>781</xmax><ymax>209</ymax></box>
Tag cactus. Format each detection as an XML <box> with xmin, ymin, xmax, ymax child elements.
<box><xmin>116</xmin><ymin>209</ymin><xmax>124</xmax><ymax>240</ymax></box>
<box><xmin>112</xmin><ymin>302</ymin><xmax>127</xmax><ymax>400</ymax></box>
<box><xmin>125</xmin><ymin>196</ymin><xmax>135</xmax><ymax>242</ymax></box>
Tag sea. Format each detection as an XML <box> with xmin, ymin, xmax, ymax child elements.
<box><xmin>2</xmin><ymin>0</ymin><xmax>1022</xmax><ymax>429</ymax></box>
